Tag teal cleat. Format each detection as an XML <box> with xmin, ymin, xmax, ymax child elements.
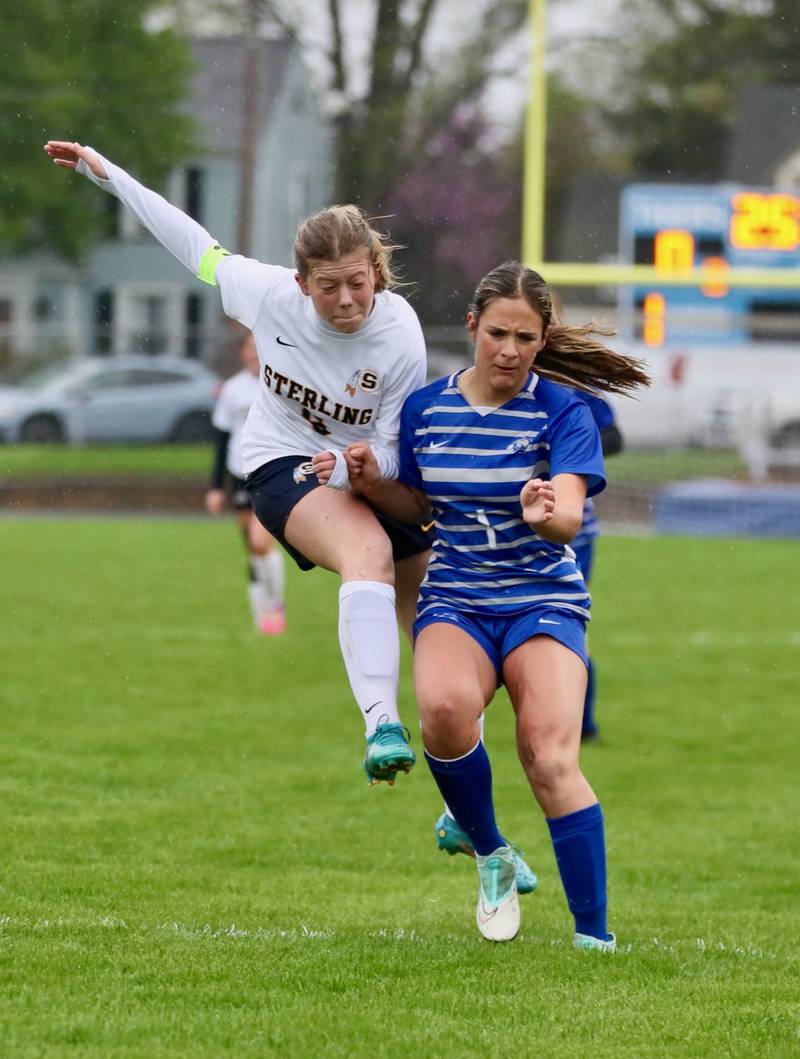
<box><xmin>573</xmin><ymin>932</ymin><xmax>617</xmax><ymax>952</ymax></box>
<box><xmin>434</xmin><ymin>813</ymin><xmax>538</xmax><ymax>894</ymax></box>
<box><xmin>476</xmin><ymin>846</ymin><xmax>520</xmax><ymax>942</ymax></box>
<box><xmin>363</xmin><ymin>721</ymin><xmax>416</xmax><ymax>785</ymax></box>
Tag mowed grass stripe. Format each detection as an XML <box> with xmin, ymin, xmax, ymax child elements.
<box><xmin>1</xmin><ymin>521</ymin><xmax>798</xmax><ymax>1057</ymax></box>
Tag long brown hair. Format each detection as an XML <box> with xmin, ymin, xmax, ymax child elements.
<box><xmin>469</xmin><ymin>261</ymin><xmax>650</xmax><ymax>395</ymax></box>
<box><xmin>293</xmin><ymin>205</ymin><xmax>400</xmax><ymax>293</ymax></box>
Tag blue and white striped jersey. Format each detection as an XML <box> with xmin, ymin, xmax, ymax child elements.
<box><xmin>399</xmin><ymin>371</ymin><xmax>606</xmax><ymax>622</ymax></box>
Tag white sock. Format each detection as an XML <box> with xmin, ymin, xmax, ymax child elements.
<box><xmin>338</xmin><ymin>580</ymin><xmax>400</xmax><ymax>735</ymax></box>
<box><xmin>250</xmin><ymin>551</ymin><xmax>284</xmax><ymax>611</ymax></box>
<box><xmin>247</xmin><ymin>582</ymin><xmax>266</xmax><ymax>626</ymax></box>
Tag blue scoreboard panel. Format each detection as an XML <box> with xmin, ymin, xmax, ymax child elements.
<box><xmin>619</xmin><ymin>184</ymin><xmax>800</xmax><ymax>346</ymax></box>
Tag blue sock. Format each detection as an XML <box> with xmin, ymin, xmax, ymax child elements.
<box><xmin>424</xmin><ymin>742</ymin><xmax>504</xmax><ymax>856</ymax></box>
<box><xmin>547</xmin><ymin>802</ymin><xmax>609</xmax><ymax>941</ymax></box>
<box><xmin>582</xmin><ymin>657</ymin><xmax>598</xmax><ymax>736</ymax></box>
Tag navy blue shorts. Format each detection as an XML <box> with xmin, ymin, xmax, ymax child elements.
<box><xmin>246</xmin><ymin>455</ymin><xmax>435</xmax><ymax>571</ymax></box>
<box><xmin>414</xmin><ymin>605</ymin><xmax>588</xmax><ymax>680</ymax></box>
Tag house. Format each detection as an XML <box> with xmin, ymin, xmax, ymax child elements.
<box><xmin>726</xmin><ymin>84</ymin><xmax>800</xmax><ymax>189</ymax></box>
<box><xmin>0</xmin><ymin>36</ymin><xmax>332</xmax><ymax>371</ymax></box>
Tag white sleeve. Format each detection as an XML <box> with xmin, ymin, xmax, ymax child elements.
<box><xmin>216</xmin><ymin>256</ymin><xmax>288</xmax><ymax>331</ymax></box>
<box><xmin>371</xmin><ymin>314</ymin><xmax>428</xmax><ymax>480</ymax></box>
<box><xmin>77</xmin><ymin>150</ymin><xmax>219</xmax><ymax>278</ymax></box>
<box><xmin>211</xmin><ymin>381</ymin><xmax>234</xmax><ymax>432</ymax></box>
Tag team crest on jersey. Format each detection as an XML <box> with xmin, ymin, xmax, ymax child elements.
<box><xmin>344</xmin><ymin>369</ymin><xmax>380</xmax><ymax>396</ymax></box>
<box><xmin>292</xmin><ymin>460</ymin><xmax>315</xmax><ymax>484</ymax></box>
<box><xmin>509</xmin><ymin>436</ymin><xmax>538</xmax><ymax>453</ymax></box>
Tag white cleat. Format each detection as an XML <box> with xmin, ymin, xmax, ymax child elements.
<box><xmin>573</xmin><ymin>931</ymin><xmax>617</xmax><ymax>952</ymax></box>
<box><xmin>475</xmin><ymin>846</ymin><xmax>520</xmax><ymax>942</ymax></box>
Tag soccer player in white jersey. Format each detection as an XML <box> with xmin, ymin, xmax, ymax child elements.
<box><xmin>206</xmin><ymin>333</ymin><xmax>286</xmax><ymax>635</ymax></box>
<box><xmin>343</xmin><ymin>261</ymin><xmax>649</xmax><ymax>944</ymax></box>
<box><xmin>45</xmin><ymin>140</ymin><xmax>433</xmax><ymax>785</ymax></box>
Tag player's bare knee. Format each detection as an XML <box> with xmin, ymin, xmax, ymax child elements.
<box><xmin>419</xmin><ymin>692</ymin><xmax>475</xmax><ymax>748</ymax></box>
<box><xmin>517</xmin><ymin>735</ymin><xmax>574</xmax><ymax>795</ymax></box>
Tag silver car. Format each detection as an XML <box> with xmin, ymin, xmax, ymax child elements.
<box><xmin>0</xmin><ymin>356</ymin><xmax>221</xmax><ymax>443</ymax></box>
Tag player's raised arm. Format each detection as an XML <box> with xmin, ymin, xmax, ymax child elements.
<box><xmin>43</xmin><ymin>139</ymin><xmax>228</xmax><ymax>287</ymax></box>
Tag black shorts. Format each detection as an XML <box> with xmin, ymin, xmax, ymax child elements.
<box><xmin>228</xmin><ymin>475</ymin><xmax>252</xmax><ymax>511</ymax></box>
<box><xmin>246</xmin><ymin>455</ymin><xmax>434</xmax><ymax>571</ymax></box>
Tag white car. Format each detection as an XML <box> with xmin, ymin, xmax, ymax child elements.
<box><xmin>0</xmin><ymin>356</ymin><xmax>221</xmax><ymax>444</ymax></box>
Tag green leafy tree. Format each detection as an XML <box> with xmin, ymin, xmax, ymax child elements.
<box><xmin>603</xmin><ymin>0</ymin><xmax>800</xmax><ymax>179</ymax></box>
<box><xmin>0</xmin><ymin>0</ymin><xmax>195</xmax><ymax>260</ymax></box>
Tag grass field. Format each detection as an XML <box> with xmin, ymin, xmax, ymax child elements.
<box><xmin>2</xmin><ymin>519</ymin><xmax>799</xmax><ymax>1057</ymax></box>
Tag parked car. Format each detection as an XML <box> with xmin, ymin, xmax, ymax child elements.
<box><xmin>0</xmin><ymin>356</ymin><xmax>221</xmax><ymax>444</ymax></box>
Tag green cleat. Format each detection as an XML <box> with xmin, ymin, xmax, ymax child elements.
<box><xmin>434</xmin><ymin>813</ymin><xmax>538</xmax><ymax>895</ymax></box>
<box><xmin>363</xmin><ymin>721</ymin><xmax>416</xmax><ymax>785</ymax></box>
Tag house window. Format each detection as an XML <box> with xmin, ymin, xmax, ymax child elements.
<box><xmin>0</xmin><ymin>298</ymin><xmax>12</xmax><ymax>364</ymax></box>
<box><xmin>128</xmin><ymin>293</ymin><xmax>167</xmax><ymax>355</ymax></box>
<box><xmin>185</xmin><ymin>168</ymin><xmax>204</xmax><ymax>223</ymax></box>
<box><xmin>94</xmin><ymin>289</ymin><xmax>114</xmax><ymax>355</ymax></box>
<box><xmin>185</xmin><ymin>293</ymin><xmax>203</xmax><ymax>359</ymax></box>
<box><xmin>34</xmin><ymin>293</ymin><xmax>58</xmax><ymax>321</ymax></box>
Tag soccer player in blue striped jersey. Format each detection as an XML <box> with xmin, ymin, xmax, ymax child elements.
<box><xmin>343</xmin><ymin>261</ymin><xmax>648</xmax><ymax>945</ymax></box>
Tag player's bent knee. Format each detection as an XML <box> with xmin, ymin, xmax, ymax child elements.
<box><xmin>419</xmin><ymin>692</ymin><xmax>476</xmax><ymax>743</ymax></box>
<box><xmin>517</xmin><ymin>741</ymin><xmax>577</xmax><ymax>797</ymax></box>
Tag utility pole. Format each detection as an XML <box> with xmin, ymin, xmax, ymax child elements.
<box><xmin>237</xmin><ymin>0</ymin><xmax>263</xmax><ymax>257</ymax></box>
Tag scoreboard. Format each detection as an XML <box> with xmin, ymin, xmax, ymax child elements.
<box><xmin>618</xmin><ymin>184</ymin><xmax>800</xmax><ymax>346</ymax></box>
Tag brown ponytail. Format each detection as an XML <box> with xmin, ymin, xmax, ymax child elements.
<box><xmin>469</xmin><ymin>261</ymin><xmax>651</xmax><ymax>395</ymax></box>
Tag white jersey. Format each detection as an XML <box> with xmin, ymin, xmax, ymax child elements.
<box><xmin>78</xmin><ymin>151</ymin><xmax>427</xmax><ymax>478</ymax></box>
<box><xmin>211</xmin><ymin>368</ymin><xmax>259</xmax><ymax>479</ymax></box>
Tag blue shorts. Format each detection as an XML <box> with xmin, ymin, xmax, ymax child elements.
<box><xmin>413</xmin><ymin>605</ymin><xmax>588</xmax><ymax>679</ymax></box>
<box><xmin>246</xmin><ymin>455</ymin><xmax>434</xmax><ymax>571</ymax></box>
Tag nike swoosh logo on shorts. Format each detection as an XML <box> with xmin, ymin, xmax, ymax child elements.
<box><xmin>276</xmin><ymin>336</ymin><xmax>298</xmax><ymax>347</ymax></box>
<box><xmin>539</xmin><ymin>619</ymin><xmax>561</xmax><ymax>626</ymax></box>
<box><xmin>428</xmin><ymin>439</ymin><xmax>448</xmax><ymax>449</ymax></box>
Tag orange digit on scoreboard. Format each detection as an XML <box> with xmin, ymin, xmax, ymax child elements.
<box><xmin>729</xmin><ymin>192</ymin><xmax>800</xmax><ymax>251</ymax></box>
<box><xmin>654</xmin><ymin>229</ymin><xmax>694</xmax><ymax>274</ymax></box>
<box><xmin>643</xmin><ymin>291</ymin><xmax>666</xmax><ymax>348</ymax></box>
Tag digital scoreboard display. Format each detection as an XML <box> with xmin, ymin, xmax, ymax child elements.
<box><xmin>619</xmin><ymin>185</ymin><xmax>800</xmax><ymax>346</ymax></box>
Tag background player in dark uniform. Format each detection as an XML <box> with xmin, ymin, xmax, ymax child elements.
<box><xmin>205</xmin><ymin>334</ymin><xmax>286</xmax><ymax>635</ymax></box>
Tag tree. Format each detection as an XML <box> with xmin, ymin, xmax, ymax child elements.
<box><xmin>387</xmin><ymin>106</ymin><xmax>521</xmax><ymax>323</ymax></box>
<box><xmin>601</xmin><ymin>0</ymin><xmax>800</xmax><ymax>180</ymax></box>
<box><xmin>0</xmin><ymin>0</ymin><xmax>195</xmax><ymax>260</ymax></box>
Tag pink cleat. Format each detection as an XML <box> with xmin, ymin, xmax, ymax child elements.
<box><xmin>259</xmin><ymin>607</ymin><xmax>286</xmax><ymax>636</ymax></box>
